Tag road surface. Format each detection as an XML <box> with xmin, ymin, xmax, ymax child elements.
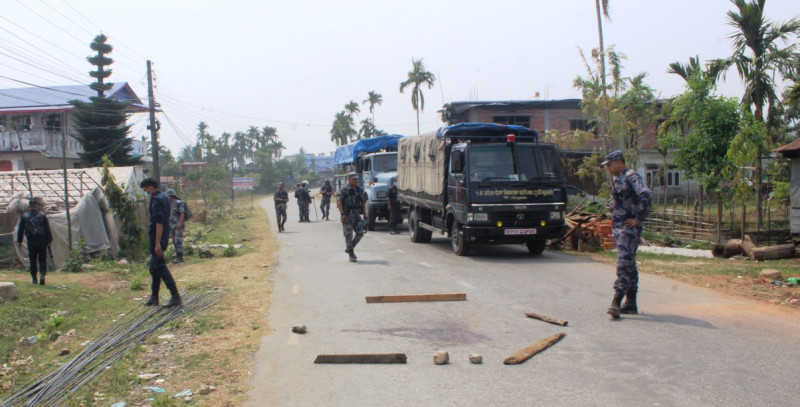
<box><xmin>247</xmin><ymin>195</ymin><xmax>800</xmax><ymax>406</ymax></box>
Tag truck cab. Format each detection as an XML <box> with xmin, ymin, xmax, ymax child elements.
<box><xmin>357</xmin><ymin>151</ymin><xmax>400</xmax><ymax>230</ymax></box>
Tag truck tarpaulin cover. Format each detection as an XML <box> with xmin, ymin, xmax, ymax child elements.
<box><xmin>437</xmin><ymin>123</ymin><xmax>539</xmax><ymax>140</ymax></box>
<box><xmin>398</xmin><ymin>133</ymin><xmax>446</xmax><ymax>196</ymax></box>
<box><xmin>334</xmin><ymin>134</ymin><xmax>404</xmax><ymax>165</ymax></box>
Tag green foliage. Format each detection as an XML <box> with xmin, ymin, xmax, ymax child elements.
<box><xmin>331</xmin><ymin>110</ymin><xmax>356</xmax><ymax>146</ymax></box>
<box><xmin>198</xmin><ymin>249</ymin><xmax>214</xmax><ymax>259</ymax></box>
<box><xmin>60</xmin><ymin>239</ymin><xmax>88</xmax><ymax>273</ymax></box>
<box><xmin>771</xmin><ymin>181</ymin><xmax>791</xmax><ymax>204</ymax></box>
<box><xmin>399</xmin><ymin>58</ymin><xmax>436</xmax><ymax>135</ymax></box>
<box><xmin>101</xmin><ymin>157</ymin><xmax>143</xmax><ymax>259</ymax></box>
<box><xmin>575</xmin><ymin>150</ymin><xmax>607</xmax><ymax>197</ymax></box>
<box><xmin>87</xmin><ymin>34</ymin><xmax>113</xmax><ymax>97</ymax></box>
<box><xmin>223</xmin><ymin>246</ymin><xmax>238</xmax><ymax>258</ymax></box>
<box><xmin>69</xmin><ymin>97</ymin><xmax>138</xmax><ymax>167</ymax></box>
<box><xmin>727</xmin><ymin>108</ymin><xmax>767</xmax><ymax>201</ymax></box>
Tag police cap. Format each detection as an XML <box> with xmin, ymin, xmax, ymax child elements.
<box><xmin>347</xmin><ymin>172</ymin><xmax>358</xmax><ymax>179</ymax></box>
<box><xmin>600</xmin><ymin>150</ymin><xmax>625</xmax><ymax>167</ymax></box>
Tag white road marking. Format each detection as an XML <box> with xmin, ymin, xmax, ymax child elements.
<box><xmin>395</xmin><ymin>249</ymin><xmax>406</xmax><ymax>254</ymax></box>
<box><xmin>458</xmin><ymin>281</ymin><xmax>477</xmax><ymax>289</ymax></box>
<box><xmin>287</xmin><ymin>334</ymin><xmax>299</xmax><ymax>346</ymax></box>
<box><xmin>292</xmin><ymin>285</ymin><xmax>300</xmax><ymax>294</ymax></box>
<box><xmin>420</xmin><ymin>262</ymin><xmax>433</xmax><ymax>268</ymax></box>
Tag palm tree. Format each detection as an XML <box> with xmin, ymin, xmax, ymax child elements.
<box><xmin>595</xmin><ymin>0</ymin><xmax>611</xmax><ymax>152</ymax></box>
<box><xmin>344</xmin><ymin>100</ymin><xmax>360</xmax><ymax>119</ymax></box>
<box><xmin>362</xmin><ymin>91</ymin><xmax>383</xmax><ymax>125</ymax></box>
<box><xmin>727</xmin><ymin>0</ymin><xmax>800</xmax><ymax>228</ymax></box>
<box><xmin>399</xmin><ymin>58</ymin><xmax>436</xmax><ymax>135</ymax></box>
<box><xmin>668</xmin><ymin>56</ymin><xmax>729</xmax><ymax>84</ymax></box>
<box><xmin>330</xmin><ymin>111</ymin><xmax>356</xmax><ymax>146</ymax></box>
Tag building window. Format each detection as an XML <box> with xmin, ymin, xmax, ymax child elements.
<box><xmin>45</xmin><ymin>114</ymin><xmax>62</xmax><ymax>132</ymax></box>
<box><xmin>12</xmin><ymin>115</ymin><xmax>32</xmax><ymax>131</ymax></box>
<box><xmin>569</xmin><ymin>119</ymin><xmax>598</xmax><ymax>137</ymax></box>
<box><xmin>493</xmin><ymin>116</ymin><xmax>530</xmax><ymax>128</ymax></box>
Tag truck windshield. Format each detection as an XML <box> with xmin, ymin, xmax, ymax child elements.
<box><xmin>372</xmin><ymin>154</ymin><xmax>397</xmax><ymax>172</ymax></box>
<box><xmin>468</xmin><ymin>145</ymin><xmax>564</xmax><ymax>182</ymax></box>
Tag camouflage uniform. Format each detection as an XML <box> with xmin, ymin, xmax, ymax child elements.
<box><xmin>320</xmin><ymin>183</ymin><xmax>334</xmax><ymax>220</ymax></box>
<box><xmin>609</xmin><ymin>168</ymin><xmax>652</xmax><ymax>297</ymax></box>
<box><xmin>338</xmin><ymin>184</ymin><xmax>365</xmax><ymax>254</ymax></box>
<box><xmin>274</xmin><ymin>188</ymin><xmax>289</xmax><ymax>231</ymax></box>
<box><xmin>17</xmin><ymin>204</ymin><xmax>53</xmax><ymax>285</ymax></box>
<box><xmin>169</xmin><ymin>199</ymin><xmax>187</xmax><ymax>257</ymax></box>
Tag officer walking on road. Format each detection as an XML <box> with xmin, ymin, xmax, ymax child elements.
<box><xmin>294</xmin><ymin>183</ymin><xmax>303</xmax><ymax>222</ymax></box>
<box><xmin>166</xmin><ymin>189</ymin><xmax>187</xmax><ymax>264</ymax></box>
<box><xmin>337</xmin><ymin>172</ymin><xmax>366</xmax><ymax>262</ymax></box>
<box><xmin>387</xmin><ymin>177</ymin><xmax>400</xmax><ymax>234</ymax></box>
<box><xmin>274</xmin><ymin>182</ymin><xmax>289</xmax><ymax>232</ymax></box>
<box><xmin>319</xmin><ymin>179</ymin><xmax>334</xmax><ymax>220</ymax></box>
<box><xmin>602</xmin><ymin>150</ymin><xmax>651</xmax><ymax>319</ymax></box>
<box><xmin>16</xmin><ymin>197</ymin><xmax>53</xmax><ymax>285</ymax></box>
<box><xmin>140</xmin><ymin>178</ymin><xmax>182</xmax><ymax>308</ymax></box>
<box><xmin>298</xmin><ymin>181</ymin><xmax>312</xmax><ymax>222</ymax></box>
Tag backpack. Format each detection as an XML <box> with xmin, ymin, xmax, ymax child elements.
<box><xmin>181</xmin><ymin>200</ymin><xmax>193</xmax><ymax>220</ymax></box>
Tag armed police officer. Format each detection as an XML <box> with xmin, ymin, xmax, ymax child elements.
<box><xmin>297</xmin><ymin>181</ymin><xmax>312</xmax><ymax>222</ymax></box>
<box><xmin>274</xmin><ymin>182</ymin><xmax>289</xmax><ymax>232</ymax></box>
<box><xmin>293</xmin><ymin>183</ymin><xmax>303</xmax><ymax>222</ymax></box>
<box><xmin>319</xmin><ymin>179</ymin><xmax>334</xmax><ymax>220</ymax></box>
<box><xmin>602</xmin><ymin>150</ymin><xmax>651</xmax><ymax>320</ymax></box>
<box><xmin>387</xmin><ymin>177</ymin><xmax>400</xmax><ymax>234</ymax></box>
<box><xmin>17</xmin><ymin>197</ymin><xmax>53</xmax><ymax>285</ymax></box>
<box><xmin>337</xmin><ymin>172</ymin><xmax>366</xmax><ymax>262</ymax></box>
<box><xmin>140</xmin><ymin>178</ymin><xmax>182</xmax><ymax>308</ymax></box>
<box><xmin>166</xmin><ymin>189</ymin><xmax>187</xmax><ymax>264</ymax></box>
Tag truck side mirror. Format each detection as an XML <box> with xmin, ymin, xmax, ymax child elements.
<box><xmin>451</xmin><ymin>150</ymin><xmax>464</xmax><ymax>173</ymax></box>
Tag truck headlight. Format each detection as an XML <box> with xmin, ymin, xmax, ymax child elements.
<box><xmin>377</xmin><ymin>191</ymin><xmax>387</xmax><ymax>198</ymax></box>
<box><xmin>468</xmin><ymin>212</ymin><xmax>488</xmax><ymax>222</ymax></box>
<box><xmin>549</xmin><ymin>211</ymin><xmax>563</xmax><ymax>220</ymax></box>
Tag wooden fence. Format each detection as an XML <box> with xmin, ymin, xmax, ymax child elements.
<box><xmin>644</xmin><ymin>208</ymin><xmax>729</xmax><ymax>242</ymax></box>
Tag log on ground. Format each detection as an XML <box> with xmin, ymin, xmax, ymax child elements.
<box><xmin>503</xmin><ymin>332</ymin><xmax>566</xmax><ymax>365</ymax></box>
<box><xmin>751</xmin><ymin>244</ymin><xmax>796</xmax><ymax>261</ymax></box>
<box><xmin>365</xmin><ymin>293</ymin><xmax>467</xmax><ymax>303</ymax></box>
<box><xmin>524</xmin><ymin>312</ymin><xmax>568</xmax><ymax>326</ymax></box>
<box><xmin>313</xmin><ymin>353</ymin><xmax>408</xmax><ymax>364</ymax></box>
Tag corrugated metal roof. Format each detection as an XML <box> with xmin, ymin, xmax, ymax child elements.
<box><xmin>0</xmin><ymin>82</ymin><xmax>147</xmax><ymax>113</ymax></box>
<box><xmin>773</xmin><ymin>137</ymin><xmax>800</xmax><ymax>153</ymax></box>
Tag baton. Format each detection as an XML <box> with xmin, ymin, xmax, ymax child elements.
<box><xmin>312</xmin><ymin>196</ymin><xmax>319</xmax><ymax>221</ymax></box>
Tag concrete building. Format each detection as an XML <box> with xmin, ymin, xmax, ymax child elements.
<box><xmin>0</xmin><ymin>83</ymin><xmax>148</xmax><ymax>172</ymax></box>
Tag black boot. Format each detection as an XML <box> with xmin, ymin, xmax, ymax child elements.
<box><xmin>165</xmin><ymin>284</ymin><xmax>182</xmax><ymax>307</ymax></box>
<box><xmin>39</xmin><ymin>278</ymin><xmax>45</xmax><ymax>286</ymax></box>
<box><xmin>144</xmin><ymin>295</ymin><xmax>159</xmax><ymax>306</ymax></box>
<box><xmin>620</xmin><ymin>289</ymin><xmax>638</xmax><ymax>314</ymax></box>
<box><xmin>607</xmin><ymin>295</ymin><xmax>623</xmax><ymax>320</ymax></box>
<box><xmin>32</xmin><ymin>273</ymin><xmax>38</xmax><ymax>285</ymax></box>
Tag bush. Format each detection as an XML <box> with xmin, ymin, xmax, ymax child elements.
<box><xmin>223</xmin><ymin>246</ymin><xmax>238</xmax><ymax>257</ymax></box>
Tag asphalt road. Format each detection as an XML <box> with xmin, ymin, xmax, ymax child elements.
<box><xmin>247</xmin><ymin>194</ymin><xmax>800</xmax><ymax>406</ymax></box>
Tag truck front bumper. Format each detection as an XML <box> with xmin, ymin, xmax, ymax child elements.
<box><xmin>463</xmin><ymin>223</ymin><xmax>565</xmax><ymax>243</ymax></box>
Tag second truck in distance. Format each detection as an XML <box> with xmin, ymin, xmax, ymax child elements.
<box><xmin>397</xmin><ymin>123</ymin><xmax>567</xmax><ymax>255</ymax></box>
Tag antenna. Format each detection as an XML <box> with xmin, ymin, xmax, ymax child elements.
<box><xmin>437</xmin><ymin>70</ymin><xmax>445</xmax><ymax>106</ymax></box>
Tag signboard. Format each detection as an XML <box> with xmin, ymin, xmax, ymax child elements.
<box><xmin>232</xmin><ymin>177</ymin><xmax>254</xmax><ymax>190</ymax></box>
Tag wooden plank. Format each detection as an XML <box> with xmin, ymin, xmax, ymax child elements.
<box><xmin>503</xmin><ymin>333</ymin><xmax>566</xmax><ymax>365</ymax></box>
<box><xmin>313</xmin><ymin>353</ymin><xmax>407</xmax><ymax>364</ymax></box>
<box><xmin>365</xmin><ymin>293</ymin><xmax>467</xmax><ymax>303</ymax></box>
<box><xmin>525</xmin><ymin>312</ymin><xmax>568</xmax><ymax>327</ymax></box>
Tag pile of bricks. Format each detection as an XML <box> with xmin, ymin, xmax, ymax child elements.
<box><xmin>561</xmin><ymin>214</ymin><xmax>615</xmax><ymax>252</ymax></box>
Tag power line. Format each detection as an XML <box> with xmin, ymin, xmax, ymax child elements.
<box><xmin>15</xmin><ymin>0</ymin><xmax>88</xmax><ymax>46</ymax></box>
<box><xmin>38</xmin><ymin>0</ymin><xmax>94</xmax><ymax>36</ymax></box>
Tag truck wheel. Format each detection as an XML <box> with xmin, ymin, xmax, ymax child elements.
<box><xmin>409</xmin><ymin>210</ymin><xmax>423</xmax><ymax>243</ymax></box>
<box><xmin>526</xmin><ymin>239</ymin><xmax>546</xmax><ymax>256</ymax></box>
<box><xmin>451</xmin><ymin>222</ymin><xmax>470</xmax><ymax>256</ymax></box>
<box><xmin>367</xmin><ymin>206</ymin><xmax>377</xmax><ymax>231</ymax></box>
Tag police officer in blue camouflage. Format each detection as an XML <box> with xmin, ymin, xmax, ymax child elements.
<box><xmin>166</xmin><ymin>189</ymin><xmax>187</xmax><ymax>264</ymax></box>
<box><xmin>602</xmin><ymin>150</ymin><xmax>651</xmax><ymax>319</ymax></box>
<box><xmin>140</xmin><ymin>178</ymin><xmax>182</xmax><ymax>308</ymax></box>
<box><xmin>337</xmin><ymin>172</ymin><xmax>367</xmax><ymax>262</ymax></box>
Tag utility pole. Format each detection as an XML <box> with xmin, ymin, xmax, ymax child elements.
<box><xmin>146</xmin><ymin>60</ymin><xmax>160</xmax><ymax>184</ymax></box>
<box><xmin>61</xmin><ymin>116</ymin><xmax>73</xmax><ymax>250</ymax></box>
<box><xmin>15</xmin><ymin>130</ymin><xmax>33</xmax><ymax>197</ymax></box>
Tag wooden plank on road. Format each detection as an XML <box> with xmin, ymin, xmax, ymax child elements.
<box><xmin>365</xmin><ymin>293</ymin><xmax>467</xmax><ymax>303</ymax></box>
<box><xmin>503</xmin><ymin>333</ymin><xmax>566</xmax><ymax>365</ymax></box>
<box><xmin>525</xmin><ymin>311</ymin><xmax>569</xmax><ymax>326</ymax></box>
<box><xmin>314</xmin><ymin>353</ymin><xmax>408</xmax><ymax>364</ymax></box>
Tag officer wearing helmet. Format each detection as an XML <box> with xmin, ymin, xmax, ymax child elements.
<box><xmin>274</xmin><ymin>182</ymin><xmax>289</xmax><ymax>232</ymax></box>
<box><xmin>337</xmin><ymin>172</ymin><xmax>366</xmax><ymax>262</ymax></box>
<box><xmin>297</xmin><ymin>180</ymin><xmax>312</xmax><ymax>222</ymax></box>
<box><xmin>387</xmin><ymin>177</ymin><xmax>400</xmax><ymax>234</ymax></box>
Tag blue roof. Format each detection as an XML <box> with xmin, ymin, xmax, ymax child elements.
<box><xmin>437</xmin><ymin>123</ymin><xmax>539</xmax><ymax>140</ymax></box>
<box><xmin>334</xmin><ymin>134</ymin><xmax>403</xmax><ymax>165</ymax></box>
<box><xmin>0</xmin><ymin>82</ymin><xmax>146</xmax><ymax>113</ymax></box>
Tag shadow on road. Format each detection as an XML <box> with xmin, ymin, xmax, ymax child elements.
<box><xmin>625</xmin><ymin>313</ymin><xmax>717</xmax><ymax>329</ymax></box>
<box><xmin>354</xmin><ymin>260</ymin><xmax>390</xmax><ymax>266</ymax></box>
<box><xmin>424</xmin><ymin>239</ymin><xmax>591</xmax><ymax>265</ymax></box>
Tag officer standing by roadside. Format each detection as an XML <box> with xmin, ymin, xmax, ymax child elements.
<box><xmin>602</xmin><ymin>150</ymin><xmax>651</xmax><ymax>319</ymax></box>
<box><xmin>165</xmin><ymin>189</ymin><xmax>187</xmax><ymax>264</ymax></box>
<box><xmin>387</xmin><ymin>177</ymin><xmax>400</xmax><ymax>234</ymax></box>
<box><xmin>139</xmin><ymin>178</ymin><xmax>182</xmax><ymax>308</ymax></box>
<box><xmin>299</xmin><ymin>181</ymin><xmax>312</xmax><ymax>222</ymax></box>
<box><xmin>337</xmin><ymin>172</ymin><xmax>366</xmax><ymax>262</ymax></box>
<box><xmin>294</xmin><ymin>183</ymin><xmax>303</xmax><ymax>222</ymax></box>
<box><xmin>274</xmin><ymin>182</ymin><xmax>289</xmax><ymax>232</ymax></box>
<box><xmin>319</xmin><ymin>179</ymin><xmax>334</xmax><ymax>220</ymax></box>
<box><xmin>16</xmin><ymin>197</ymin><xmax>52</xmax><ymax>285</ymax></box>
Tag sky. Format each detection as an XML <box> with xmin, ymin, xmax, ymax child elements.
<box><xmin>2</xmin><ymin>0</ymin><xmax>799</xmax><ymax>157</ymax></box>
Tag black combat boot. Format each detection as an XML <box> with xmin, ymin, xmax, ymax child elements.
<box><xmin>165</xmin><ymin>284</ymin><xmax>182</xmax><ymax>307</ymax></box>
<box><xmin>39</xmin><ymin>278</ymin><xmax>45</xmax><ymax>286</ymax></box>
<box><xmin>620</xmin><ymin>288</ymin><xmax>638</xmax><ymax>314</ymax></box>
<box><xmin>32</xmin><ymin>273</ymin><xmax>38</xmax><ymax>285</ymax></box>
<box><xmin>172</xmin><ymin>254</ymin><xmax>184</xmax><ymax>264</ymax></box>
<box><xmin>607</xmin><ymin>295</ymin><xmax>623</xmax><ymax>320</ymax></box>
<box><xmin>144</xmin><ymin>295</ymin><xmax>159</xmax><ymax>306</ymax></box>
<box><xmin>347</xmin><ymin>249</ymin><xmax>357</xmax><ymax>263</ymax></box>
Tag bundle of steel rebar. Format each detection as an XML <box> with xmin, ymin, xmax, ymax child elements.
<box><xmin>1</xmin><ymin>290</ymin><xmax>224</xmax><ymax>407</ymax></box>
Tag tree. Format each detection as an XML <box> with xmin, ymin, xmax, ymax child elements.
<box><xmin>357</xmin><ymin>117</ymin><xmax>386</xmax><ymax>139</ymax></box>
<box><xmin>727</xmin><ymin>0</ymin><xmax>800</xmax><ymax>228</ymax></box>
<box><xmin>363</xmin><ymin>91</ymin><xmax>383</xmax><ymax>125</ymax></box>
<box><xmin>70</xmin><ymin>34</ymin><xmax>139</xmax><ymax>167</ymax></box>
<box><xmin>595</xmin><ymin>0</ymin><xmax>611</xmax><ymax>152</ymax></box>
<box><xmin>344</xmin><ymin>100</ymin><xmax>360</xmax><ymax>119</ymax></box>
<box><xmin>617</xmin><ymin>73</ymin><xmax>656</xmax><ymax>169</ymax></box>
<box><xmin>399</xmin><ymin>58</ymin><xmax>436</xmax><ymax>135</ymax></box>
<box><xmin>330</xmin><ymin>111</ymin><xmax>355</xmax><ymax>146</ymax></box>
<box><xmin>728</xmin><ymin>108</ymin><xmax>767</xmax><ymax>236</ymax></box>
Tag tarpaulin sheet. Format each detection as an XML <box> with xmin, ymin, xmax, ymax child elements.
<box><xmin>397</xmin><ymin>133</ymin><xmax>446</xmax><ymax>196</ymax></box>
<box><xmin>334</xmin><ymin>134</ymin><xmax>403</xmax><ymax>165</ymax></box>
<box><xmin>436</xmin><ymin>123</ymin><xmax>539</xmax><ymax>139</ymax></box>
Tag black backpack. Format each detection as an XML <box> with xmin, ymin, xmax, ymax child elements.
<box><xmin>24</xmin><ymin>212</ymin><xmax>47</xmax><ymax>238</ymax></box>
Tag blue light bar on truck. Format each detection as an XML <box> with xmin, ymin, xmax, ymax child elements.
<box><xmin>436</xmin><ymin>123</ymin><xmax>539</xmax><ymax>142</ymax></box>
